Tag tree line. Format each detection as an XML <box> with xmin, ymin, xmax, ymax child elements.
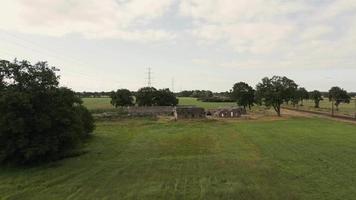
<box><xmin>231</xmin><ymin>76</ymin><xmax>352</xmax><ymax>116</ymax></box>
<box><xmin>110</xmin><ymin>87</ymin><xmax>178</xmax><ymax>107</ymax></box>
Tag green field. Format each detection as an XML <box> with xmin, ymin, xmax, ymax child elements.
<box><xmin>82</xmin><ymin>97</ymin><xmax>113</xmax><ymax>112</ymax></box>
<box><xmin>1</xmin><ymin>117</ymin><xmax>356</xmax><ymax>199</ymax></box>
<box><xmin>284</xmin><ymin>99</ymin><xmax>356</xmax><ymax>117</ymax></box>
<box><xmin>82</xmin><ymin>97</ymin><xmax>237</xmax><ymax>112</ymax></box>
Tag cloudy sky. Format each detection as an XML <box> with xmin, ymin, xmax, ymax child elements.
<box><xmin>0</xmin><ymin>0</ymin><xmax>355</xmax><ymax>92</ymax></box>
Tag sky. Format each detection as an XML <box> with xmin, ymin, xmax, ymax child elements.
<box><xmin>0</xmin><ymin>0</ymin><xmax>355</xmax><ymax>92</ymax></box>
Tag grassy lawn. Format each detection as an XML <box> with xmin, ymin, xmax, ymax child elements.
<box><xmin>82</xmin><ymin>97</ymin><xmax>237</xmax><ymax>111</ymax></box>
<box><xmin>1</xmin><ymin>117</ymin><xmax>356</xmax><ymax>199</ymax></box>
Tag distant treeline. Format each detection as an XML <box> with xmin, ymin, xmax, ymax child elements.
<box><xmin>176</xmin><ymin>90</ymin><xmax>234</xmax><ymax>102</ymax></box>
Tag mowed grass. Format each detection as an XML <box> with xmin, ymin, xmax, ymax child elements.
<box><xmin>1</xmin><ymin>117</ymin><xmax>356</xmax><ymax>199</ymax></box>
<box><xmin>82</xmin><ymin>97</ymin><xmax>236</xmax><ymax>111</ymax></box>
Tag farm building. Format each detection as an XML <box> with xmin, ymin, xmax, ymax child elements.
<box><xmin>128</xmin><ymin>106</ymin><xmax>173</xmax><ymax>116</ymax></box>
<box><xmin>174</xmin><ymin>106</ymin><xmax>205</xmax><ymax>119</ymax></box>
<box><xmin>213</xmin><ymin>108</ymin><xmax>246</xmax><ymax>118</ymax></box>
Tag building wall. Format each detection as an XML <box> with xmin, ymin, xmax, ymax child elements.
<box><xmin>128</xmin><ymin>106</ymin><xmax>173</xmax><ymax>116</ymax></box>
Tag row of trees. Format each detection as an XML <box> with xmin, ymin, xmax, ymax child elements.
<box><xmin>110</xmin><ymin>87</ymin><xmax>178</xmax><ymax>107</ymax></box>
<box><xmin>231</xmin><ymin>76</ymin><xmax>351</xmax><ymax>116</ymax></box>
<box><xmin>0</xmin><ymin>60</ymin><xmax>95</xmax><ymax>165</ymax></box>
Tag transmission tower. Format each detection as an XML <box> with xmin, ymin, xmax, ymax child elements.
<box><xmin>171</xmin><ymin>77</ymin><xmax>175</xmax><ymax>92</ymax></box>
<box><xmin>147</xmin><ymin>67</ymin><xmax>152</xmax><ymax>87</ymax></box>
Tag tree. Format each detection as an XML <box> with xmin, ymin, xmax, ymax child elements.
<box><xmin>154</xmin><ymin>88</ymin><xmax>178</xmax><ymax>106</ymax></box>
<box><xmin>0</xmin><ymin>59</ymin><xmax>94</xmax><ymax>165</ymax></box>
<box><xmin>110</xmin><ymin>89</ymin><xmax>134</xmax><ymax>107</ymax></box>
<box><xmin>310</xmin><ymin>90</ymin><xmax>323</xmax><ymax>108</ymax></box>
<box><xmin>328</xmin><ymin>87</ymin><xmax>351</xmax><ymax>111</ymax></box>
<box><xmin>136</xmin><ymin>87</ymin><xmax>157</xmax><ymax>106</ymax></box>
<box><xmin>231</xmin><ymin>82</ymin><xmax>255</xmax><ymax>109</ymax></box>
<box><xmin>255</xmin><ymin>76</ymin><xmax>298</xmax><ymax>116</ymax></box>
<box><xmin>297</xmin><ymin>87</ymin><xmax>309</xmax><ymax>106</ymax></box>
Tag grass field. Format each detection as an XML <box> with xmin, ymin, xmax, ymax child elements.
<box><xmin>284</xmin><ymin>99</ymin><xmax>356</xmax><ymax>117</ymax></box>
<box><xmin>82</xmin><ymin>97</ymin><xmax>113</xmax><ymax>112</ymax></box>
<box><xmin>82</xmin><ymin>97</ymin><xmax>237</xmax><ymax>112</ymax></box>
<box><xmin>1</xmin><ymin>117</ymin><xmax>356</xmax><ymax>199</ymax></box>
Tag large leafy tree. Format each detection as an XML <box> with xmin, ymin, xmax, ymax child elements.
<box><xmin>154</xmin><ymin>88</ymin><xmax>179</xmax><ymax>106</ymax></box>
<box><xmin>136</xmin><ymin>87</ymin><xmax>158</xmax><ymax>106</ymax></box>
<box><xmin>0</xmin><ymin>59</ymin><xmax>94</xmax><ymax>165</ymax></box>
<box><xmin>110</xmin><ymin>89</ymin><xmax>134</xmax><ymax>107</ymax></box>
<box><xmin>297</xmin><ymin>87</ymin><xmax>309</xmax><ymax>106</ymax></box>
<box><xmin>231</xmin><ymin>82</ymin><xmax>255</xmax><ymax>109</ymax></box>
<box><xmin>255</xmin><ymin>76</ymin><xmax>298</xmax><ymax>116</ymax></box>
<box><xmin>310</xmin><ymin>90</ymin><xmax>323</xmax><ymax>108</ymax></box>
<box><xmin>328</xmin><ymin>87</ymin><xmax>351</xmax><ymax>111</ymax></box>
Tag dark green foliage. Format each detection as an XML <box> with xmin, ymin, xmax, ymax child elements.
<box><xmin>177</xmin><ymin>90</ymin><xmax>213</xmax><ymax>98</ymax></box>
<box><xmin>199</xmin><ymin>96</ymin><xmax>234</xmax><ymax>102</ymax></box>
<box><xmin>110</xmin><ymin>89</ymin><xmax>134</xmax><ymax>107</ymax></box>
<box><xmin>297</xmin><ymin>87</ymin><xmax>309</xmax><ymax>106</ymax></box>
<box><xmin>154</xmin><ymin>88</ymin><xmax>179</xmax><ymax>106</ymax></box>
<box><xmin>328</xmin><ymin>87</ymin><xmax>351</xmax><ymax>111</ymax></box>
<box><xmin>136</xmin><ymin>87</ymin><xmax>158</xmax><ymax>106</ymax></box>
<box><xmin>0</xmin><ymin>59</ymin><xmax>94</xmax><ymax>165</ymax></box>
<box><xmin>255</xmin><ymin>76</ymin><xmax>298</xmax><ymax>116</ymax></box>
<box><xmin>310</xmin><ymin>90</ymin><xmax>323</xmax><ymax>108</ymax></box>
<box><xmin>136</xmin><ymin>87</ymin><xmax>178</xmax><ymax>106</ymax></box>
<box><xmin>231</xmin><ymin>82</ymin><xmax>255</xmax><ymax>109</ymax></box>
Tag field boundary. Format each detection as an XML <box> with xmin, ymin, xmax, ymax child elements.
<box><xmin>282</xmin><ymin>106</ymin><xmax>356</xmax><ymax>122</ymax></box>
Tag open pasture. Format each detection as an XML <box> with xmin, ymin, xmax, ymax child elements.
<box><xmin>1</xmin><ymin>117</ymin><xmax>356</xmax><ymax>199</ymax></box>
<box><xmin>285</xmin><ymin>98</ymin><xmax>356</xmax><ymax>117</ymax></box>
<box><xmin>82</xmin><ymin>97</ymin><xmax>237</xmax><ymax>112</ymax></box>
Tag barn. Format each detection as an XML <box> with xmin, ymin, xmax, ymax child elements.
<box><xmin>213</xmin><ymin>108</ymin><xmax>246</xmax><ymax>118</ymax></box>
<box><xmin>174</xmin><ymin>106</ymin><xmax>205</xmax><ymax>119</ymax></box>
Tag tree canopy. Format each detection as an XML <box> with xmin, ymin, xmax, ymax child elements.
<box><xmin>255</xmin><ymin>76</ymin><xmax>298</xmax><ymax>116</ymax></box>
<box><xmin>110</xmin><ymin>89</ymin><xmax>134</xmax><ymax>107</ymax></box>
<box><xmin>0</xmin><ymin>59</ymin><xmax>94</xmax><ymax>165</ymax></box>
<box><xmin>297</xmin><ymin>87</ymin><xmax>309</xmax><ymax>106</ymax></box>
<box><xmin>328</xmin><ymin>87</ymin><xmax>351</xmax><ymax>111</ymax></box>
<box><xmin>154</xmin><ymin>88</ymin><xmax>179</xmax><ymax>106</ymax></box>
<box><xmin>231</xmin><ymin>82</ymin><xmax>255</xmax><ymax>109</ymax></box>
<box><xmin>310</xmin><ymin>90</ymin><xmax>323</xmax><ymax>108</ymax></box>
<box><xmin>136</xmin><ymin>87</ymin><xmax>158</xmax><ymax>106</ymax></box>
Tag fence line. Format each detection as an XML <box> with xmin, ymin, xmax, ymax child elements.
<box><xmin>282</xmin><ymin>98</ymin><xmax>356</xmax><ymax>121</ymax></box>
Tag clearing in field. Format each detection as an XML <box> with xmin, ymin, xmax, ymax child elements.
<box><xmin>1</xmin><ymin>117</ymin><xmax>356</xmax><ymax>199</ymax></box>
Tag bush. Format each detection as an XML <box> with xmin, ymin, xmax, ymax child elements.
<box><xmin>0</xmin><ymin>60</ymin><xmax>95</xmax><ymax>165</ymax></box>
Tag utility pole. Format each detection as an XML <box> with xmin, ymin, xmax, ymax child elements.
<box><xmin>147</xmin><ymin>67</ymin><xmax>152</xmax><ymax>87</ymax></box>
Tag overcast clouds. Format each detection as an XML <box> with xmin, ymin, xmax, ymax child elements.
<box><xmin>0</xmin><ymin>0</ymin><xmax>355</xmax><ymax>92</ymax></box>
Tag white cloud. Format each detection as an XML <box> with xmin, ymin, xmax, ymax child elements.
<box><xmin>181</xmin><ymin>0</ymin><xmax>356</xmax><ymax>71</ymax></box>
<box><xmin>180</xmin><ymin>0</ymin><xmax>308</xmax><ymax>23</ymax></box>
<box><xmin>0</xmin><ymin>0</ymin><xmax>175</xmax><ymax>41</ymax></box>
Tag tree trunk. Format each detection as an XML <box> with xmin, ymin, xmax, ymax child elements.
<box><xmin>273</xmin><ymin>105</ymin><xmax>281</xmax><ymax>117</ymax></box>
<box><xmin>315</xmin><ymin>101</ymin><xmax>319</xmax><ymax>108</ymax></box>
